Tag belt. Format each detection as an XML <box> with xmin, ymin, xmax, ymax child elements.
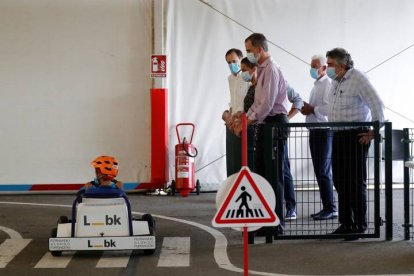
<box><xmin>264</xmin><ymin>113</ymin><xmax>288</xmax><ymax>123</ymax></box>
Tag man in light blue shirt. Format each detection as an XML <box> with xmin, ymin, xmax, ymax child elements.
<box><xmin>325</xmin><ymin>48</ymin><xmax>384</xmax><ymax>238</ymax></box>
<box><xmin>302</xmin><ymin>55</ymin><xmax>337</xmax><ymax>221</ymax></box>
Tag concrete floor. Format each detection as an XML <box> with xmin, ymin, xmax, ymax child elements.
<box><xmin>0</xmin><ymin>188</ymin><xmax>413</xmax><ymax>275</ymax></box>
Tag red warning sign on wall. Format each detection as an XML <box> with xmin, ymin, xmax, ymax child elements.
<box><xmin>151</xmin><ymin>55</ymin><xmax>167</xmax><ymax>78</ymax></box>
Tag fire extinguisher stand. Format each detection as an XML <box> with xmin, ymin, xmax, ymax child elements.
<box><xmin>170</xmin><ymin>123</ymin><xmax>201</xmax><ymax>197</ymax></box>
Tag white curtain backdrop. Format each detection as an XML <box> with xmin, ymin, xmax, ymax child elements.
<box><xmin>166</xmin><ymin>0</ymin><xmax>414</xmax><ymax>188</ymax></box>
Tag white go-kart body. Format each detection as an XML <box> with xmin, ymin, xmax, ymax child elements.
<box><xmin>49</xmin><ymin>190</ymin><xmax>156</xmax><ymax>256</ymax></box>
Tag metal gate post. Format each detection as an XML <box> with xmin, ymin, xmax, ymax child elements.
<box><xmin>403</xmin><ymin>128</ymin><xmax>411</xmax><ymax>240</ymax></box>
<box><xmin>384</xmin><ymin>122</ymin><xmax>393</xmax><ymax>241</ymax></box>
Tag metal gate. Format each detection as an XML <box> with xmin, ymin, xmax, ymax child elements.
<box><xmin>247</xmin><ymin>121</ymin><xmax>393</xmax><ymax>242</ymax></box>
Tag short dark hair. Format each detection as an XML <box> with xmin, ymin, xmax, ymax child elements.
<box><xmin>326</xmin><ymin>48</ymin><xmax>354</xmax><ymax>70</ymax></box>
<box><xmin>241</xmin><ymin>57</ymin><xmax>256</xmax><ymax>69</ymax></box>
<box><xmin>225</xmin><ymin>48</ymin><xmax>243</xmax><ymax>59</ymax></box>
<box><xmin>245</xmin><ymin>33</ymin><xmax>268</xmax><ymax>52</ymax></box>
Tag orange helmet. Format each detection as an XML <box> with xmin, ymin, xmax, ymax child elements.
<box><xmin>91</xmin><ymin>156</ymin><xmax>119</xmax><ymax>180</ymax></box>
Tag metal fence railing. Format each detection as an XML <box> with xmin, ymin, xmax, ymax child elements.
<box><xmin>247</xmin><ymin>121</ymin><xmax>393</xmax><ymax>243</ymax></box>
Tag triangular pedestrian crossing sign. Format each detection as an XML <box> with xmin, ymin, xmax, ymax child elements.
<box><xmin>212</xmin><ymin>167</ymin><xmax>279</xmax><ymax>228</ymax></box>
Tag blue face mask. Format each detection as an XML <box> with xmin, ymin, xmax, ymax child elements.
<box><xmin>246</xmin><ymin>52</ymin><xmax>258</xmax><ymax>64</ymax></box>
<box><xmin>310</xmin><ymin>68</ymin><xmax>319</xmax><ymax>79</ymax></box>
<box><xmin>327</xmin><ymin>67</ymin><xmax>337</xmax><ymax>80</ymax></box>
<box><xmin>229</xmin><ymin>62</ymin><xmax>240</xmax><ymax>74</ymax></box>
<box><xmin>241</xmin><ymin>71</ymin><xmax>252</xmax><ymax>82</ymax></box>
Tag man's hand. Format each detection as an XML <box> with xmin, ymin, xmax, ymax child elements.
<box><xmin>222</xmin><ymin>110</ymin><xmax>231</xmax><ymax>124</ymax></box>
<box><xmin>358</xmin><ymin>130</ymin><xmax>375</xmax><ymax>145</ymax></box>
<box><xmin>301</xmin><ymin>102</ymin><xmax>314</xmax><ymax>115</ymax></box>
<box><xmin>232</xmin><ymin>112</ymin><xmax>242</xmax><ymax>136</ymax></box>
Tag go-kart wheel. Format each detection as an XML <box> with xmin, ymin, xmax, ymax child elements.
<box><xmin>196</xmin><ymin>180</ymin><xmax>201</xmax><ymax>195</ymax></box>
<box><xmin>142</xmin><ymin>214</ymin><xmax>156</xmax><ymax>255</ymax></box>
<box><xmin>142</xmin><ymin>214</ymin><xmax>155</xmax><ymax>232</ymax></box>
<box><xmin>58</xmin><ymin>216</ymin><xmax>69</xmax><ymax>224</ymax></box>
<box><xmin>170</xmin><ymin>180</ymin><xmax>176</xmax><ymax>196</ymax></box>
<box><xmin>50</xmin><ymin>228</ymin><xmax>62</xmax><ymax>257</ymax></box>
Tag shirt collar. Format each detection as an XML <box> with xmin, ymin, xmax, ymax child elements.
<box><xmin>314</xmin><ymin>74</ymin><xmax>328</xmax><ymax>84</ymax></box>
<box><xmin>341</xmin><ymin>68</ymin><xmax>353</xmax><ymax>80</ymax></box>
<box><xmin>258</xmin><ymin>56</ymin><xmax>273</xmax><ymax>68</ymax></box>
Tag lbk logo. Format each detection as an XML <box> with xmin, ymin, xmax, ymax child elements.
<box><xmin>88</xmin><ymin>239</ymin><xmax>117</xmax><ymax>248</ymax></box>
<box><xmin>83</xmin><ymin>215</ymin><xmax>122</xmax><ymax>226</ymax></box>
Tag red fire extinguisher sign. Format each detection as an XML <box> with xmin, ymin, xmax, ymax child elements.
<box><xmin>150</xmin><ymin>55</ymin><xmax>167</xmax><ymax>78</ymax></box>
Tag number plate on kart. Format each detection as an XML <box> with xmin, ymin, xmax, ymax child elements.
<box><xmin>49</xmin><ymin>236</ymin><xmax>155</xmax><ymax>251</ymax></box>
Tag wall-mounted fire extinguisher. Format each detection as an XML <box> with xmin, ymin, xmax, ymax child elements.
<box><xmin>170</xmin><ymin>123</ymin><xmax>201</xmax><ymax>197</ymax></box>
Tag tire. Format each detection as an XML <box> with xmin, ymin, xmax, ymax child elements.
<box><xmin>195</xmin><ymin>180</ymin><xmax>201</xmax><ymax>195</ymax></box>
<box><xmin>58</xmin><ymin>216</ymin><xmax>69</xmax><ymax>224</ymax></box>
<box><xmin>50</xmin><ymin>228</ymin><xmax>62</xmax><ymax>257</ymax></box>
<box><xmin>142</xmin><ymin>214</ymin><xmax>156</xmax><ymax>255</ymax></box>
<box><xmin>170</xmin><ymin>180</ymin><xmax>176</xmax><ymax>196</ymax></box>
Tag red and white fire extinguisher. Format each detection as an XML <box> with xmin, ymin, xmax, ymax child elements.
<box><xmin>170</xmin><ymin>123</ymin><xmax>201</xmax><ymax>197</ymax></box>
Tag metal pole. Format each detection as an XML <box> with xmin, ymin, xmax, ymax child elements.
<box><xmin>242</xmin><ymin>113</ymin><xmax>247</xmax><ymax>167</ymax></box>
<box><xmin>242</xmin><ymin>113</ymin><xmax>248</xmax><ymax>275</ymax></box>
<box><xmin>403</xmin><ymin>128</ymin><xmax>411</xmax><ymax>240</ymax></box>
<box><xmin>384</xmin><ymin>122</ymin><xmax>393</xmax><ymax>240</ymax></box>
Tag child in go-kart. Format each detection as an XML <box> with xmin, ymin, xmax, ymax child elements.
<box><xmin>78</xmin><ymin>156</ymin><xmax>124</xmax><ymax>195</ymax></box>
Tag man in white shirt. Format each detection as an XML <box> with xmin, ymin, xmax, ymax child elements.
<box><xmin>222</xmin><ymin>48</ymin><xmax>249</xmax><ymax>176</ymax></box>
<box><xmin>302</xmin><ymin>55</ymin><xmax>337</xmax><ymax>221</ymax></box>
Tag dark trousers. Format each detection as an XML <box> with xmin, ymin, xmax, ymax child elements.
<box><xmin>226</xmin><ymin>127</ymin><xmax>242</xmax><ymax>177</ymax></box>
<box><xmin>309</xmin><ymin>129</ymin><xmax>336</xmax><ymax>213</ymax></box>
<box><xmin>254</xmin><ymin>114</ymin><xmax>289</xmax><ymax>226</ymax></box>
<box><xmin>283</xmin><ymin>144</ymin><xmax>296</xmax><ymax>212</ymax></box>
<box><xmin>332</xmin><ymin>129</ymin><xmax>370</xmax><ymax>232</ymax></box>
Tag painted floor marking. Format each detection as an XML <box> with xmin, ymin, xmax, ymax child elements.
<box><xmin>35</xmin><ymin>252</ymin><xmax>74</xmax><ymax>268</ymax></box>
<box><xmin>0</xmin><ymin>239</ymin><xmax>32</xmax><ymax>268</ymax></box>
<box><xmin>157</xmin><ymin>237</ymin><xmax>190</xmax><ymax>267</ymax></box>
<box><xmin>96</xmin><ymin>250</ymin><xmax>132</xmax><ymax>268</ymax></box>
<box><xmin>0</xmin><ymin>226</ymin><xmax>24</xmax><ymax>239</ymax></box>
<box><xmin>0</xmin><ymin>201</ymin><xmax>279</xmax><ymax>275</ymax></box>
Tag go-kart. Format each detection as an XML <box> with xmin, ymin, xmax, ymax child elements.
<box><xmin>49</xmin><ymin>188</ymin><xmax>156</xmax><ymax>256</ymax></box>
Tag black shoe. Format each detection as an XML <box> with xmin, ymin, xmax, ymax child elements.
<box><xmin>310</xmin><ymin>210</ymin><xmax>323</xmax><ymax>218</ymax></box>
<box><xmin>344</xmin><ymin>226</ymin><xmax>366</xmax><ymax>241</ymax></box>
<box><xmin>331</xmin><ymin>224</ymin><xmax>351</xmax><ymax>234</ymax></box>
<box><xmin>273</xmin><ymin>225</ymin><xmax>284</xmax><ymax>238</ymax></box>
<box><xmin>313</xmin><ymin>210</ymin><xmax>337</xmax><ymax>220</ymax></box>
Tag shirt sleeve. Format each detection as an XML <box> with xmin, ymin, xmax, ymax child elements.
<box><xmin>286</xmin><ymin>81</ymin><xmax>304</xmax><ymax>110</ymax></box>
<box><xmin>358</xmin><ymin>74</ymin><xmax>384</xmax><ymax>122</ymax></box>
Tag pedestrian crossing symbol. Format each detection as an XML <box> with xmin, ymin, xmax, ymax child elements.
<box><xmin>212</xmin><ymin>167</ymin><xmax>279</xmax><ymax>228</ymax></box>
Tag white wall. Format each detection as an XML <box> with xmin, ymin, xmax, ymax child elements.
<box><xmin>0</xmin><ymin>0</ymin><xmax>152</xmax><ymax>184</ymax></box>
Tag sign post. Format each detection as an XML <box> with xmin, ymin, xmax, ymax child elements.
<box><xmin>212</xmin><ymin>114</ymin><xmax>279</xmax><ymax>276</ymax></box>
<box><xmin>242</xmin><ymin>113</ymin><xmax>248</xmax><ymax>276</ymax></box>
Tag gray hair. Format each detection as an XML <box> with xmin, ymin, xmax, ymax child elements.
<box><xmin>326</xmin><ymin>48</ymin><xmax>354</xmax><ymax>69</ymax></box>
<box><xmin>311</xmin><ymin>54</ymin><xmax>326</xmax><ymax>65</ymax></box>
